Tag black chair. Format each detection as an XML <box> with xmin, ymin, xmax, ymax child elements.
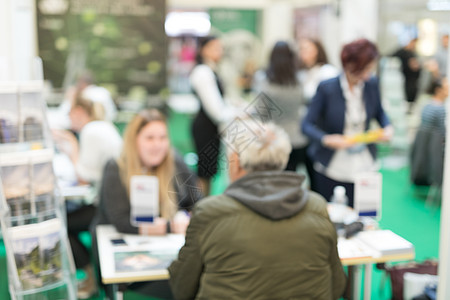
<box><xmin>410</xmin><ymin>128</ymin><xmax>445</xmax><ymax>206</ymax></box>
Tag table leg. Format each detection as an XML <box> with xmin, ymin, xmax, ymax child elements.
<box><xmin>105</xmin><ymin>284</ymin><xmax>122</xmax><ymax>300</ymax></box>
<box><xmin>364</xmin><ymin>264</ymin><xmax>373</xmax><ymax>300</ymax></box>
<box><xmin>116</xmin><ymin>290</ymin><xmax>123</xmax><ymax>300</ymax></box>
<box><xmin>352</xmin><ymin>265</ymin><xmax>362</xmax><ymax>299</ymax></box>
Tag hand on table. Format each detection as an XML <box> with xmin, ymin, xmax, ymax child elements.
<box><xmin>171</xmin><ymin>211</ymin><xmax>191</xmax><ymax>235</ymax></box>
<box><xmin>52</xmin><ymin>129</ymin><xmax>78</xmax><ymax>156</ymax></box>
<box><xmin>139</xmin><ymin>218</ymin><xmax>168</xmax><ymax>236</ymax></box>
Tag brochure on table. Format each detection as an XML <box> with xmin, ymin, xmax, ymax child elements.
<box><xmin>356</xmin><ymin>229</ymin><xmax>414</xmax><ymax>256</ymax></box>
<box><xmin>112</xmin><ymin>234</ymin><xmax>185</xmax><ymax>273</ymax></box>
<box><xmin>130</xmin><ymin>175</ymin><xmax>159</xmax><ymax>226</ymax></box>
<box><xmin>338</xmin><ymin>236</ymin><xmax>376</xmax><ymax>261</ymax></box>
<box><xmin>338</xmin><ymin>230</ymin><xmax>414</xmax><ymax>261</ymax></box>
<box><xmin>354</xmin><ymin>172</ymin><xmax>382</xmax><ymax>218</ymax></box>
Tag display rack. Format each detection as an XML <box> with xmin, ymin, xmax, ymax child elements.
<box><xmin>0</xmin><ymin>81</ymin><xmax>76</xmax><ymax>300</ymax></box>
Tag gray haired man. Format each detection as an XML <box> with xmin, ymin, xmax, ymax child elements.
<box><xmin>169</xmin><ymin>121</ymin><xmax>346</xmax><ymax>299</ymax></box>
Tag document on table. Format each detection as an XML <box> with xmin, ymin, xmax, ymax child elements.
<box><xmin>338</xmin><ymin>237</ymin><xmax>376</xmax><ymax>261</ymax></box>
<box><xmin>355</xmin><ymin>230</ymin><xmax>414</xmax><ymax>257</ymax></box>
<box><xmin>111</xmin><ymin>234</ymin><xmax>185</xmax><ymax>273</ymax></box>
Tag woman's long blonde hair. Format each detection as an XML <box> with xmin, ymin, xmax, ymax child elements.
<box><xmin>118</xmin><ymin>109</ymin><xmax>177</xmax><ymax>219</ymax></box>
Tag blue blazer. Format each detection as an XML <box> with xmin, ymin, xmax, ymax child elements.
<box><xmin>302</xmin><ymin>76</ymin><xmax>391</xmax><ymax>167</ymax></box>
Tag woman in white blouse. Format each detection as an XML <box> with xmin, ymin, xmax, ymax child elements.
<box><xmin>190</xmin><ymin>36</ymin><xmax>234</xmax><ymax>195</ymax></box>
<box><xmin>296</xmin><ymin>38</ymin><xmax>338</xmax><ymax>190</ymax></box>
<box><xmin>298</xmin><ymin>38</ymin><xmax>339</xmax><ymax>104</ymax></box>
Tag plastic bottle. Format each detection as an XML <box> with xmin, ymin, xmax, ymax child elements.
<box><xmin>330</xmin><ymin>186</ymin><xmax>349</xmax><ymax>206</ymax></box>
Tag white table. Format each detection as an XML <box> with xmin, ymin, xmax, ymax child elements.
<box><xmin>96</xmin><ymin>225</ymin><xmax>184</xmax><ymax>289</ymax></box>
<box><xmin>339</xmin><ymin>232</ymin><xmax>415</xmax><ymax>300</ymax></box>
<box><xmin>96</xmin><ymin>224</ymin><xmax>414</xmax><ymax>300</ymax></box>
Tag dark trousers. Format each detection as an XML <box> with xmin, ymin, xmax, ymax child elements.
<box><xmin>102</xmin><ymin>280</ymin><xmax>174</xmax><ymax>300</ymax></box>
<box><xmin>285</xmin><ymin>146</ymin><xmax>315</xmax><ymax>190</ymax></box>
<box><xmin>192</xmin><ymin>112</ymin><xmax>220</xmax><ymax>179</ymax></box>
<box><xmin>67</xmin><ymin>204</ymin><xmax>97</xmax><ymax>269</ymax></box>
<box><xmin>285</xmin><ymin>147</ymin><xmax>306</xmax><ymax>172</ymax></box>
<box><xmin>312</xmin><ymin>169</ymin><xmax>355</xmax><ymax>208</ymax></box>
<box><xmin>128</xmin><ymin>280</ymin><xmax>174</xmax><ymax>299</ymax></box>
<box><xmin>405</xmin><ymin>81</ymin><xmax>419</xmax><ymax>103</ymax></box>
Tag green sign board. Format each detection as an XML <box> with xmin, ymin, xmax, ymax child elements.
<box><xmin>36</xmin><ymin>0</ymin><xmax>167</xmax><ymax>95</ymax></box>
<box><xmin>209</xmin><ymin>8</ymin><xmax>260</xmax><ymax>36</ymax></box>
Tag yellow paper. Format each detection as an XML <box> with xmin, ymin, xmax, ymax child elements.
<box><xmin>346</xmin><ymin>129</ymin><xmax>384</xmax><ymax>144</ymax></box>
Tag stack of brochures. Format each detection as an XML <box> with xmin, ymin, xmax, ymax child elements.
<box><xmin>338</xmin><ymin>237</ymin><xmax>375</xmax><ymax>261</ymax></box>
<box><xmin>356</xmin><ymin>230</ymin><xmax>414</xmax><ymax>256</ymax></box>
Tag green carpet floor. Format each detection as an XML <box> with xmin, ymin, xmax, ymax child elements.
<box><xmin>0</xmin><ymin>110</ymin><xmax>442</xmax><ymax>299</ymax></box>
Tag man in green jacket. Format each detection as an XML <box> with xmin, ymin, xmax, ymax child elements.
<box><xmin>169</xmin><ymin>121</ymin><xmax>346</xmax><ymax>300</ymax></box>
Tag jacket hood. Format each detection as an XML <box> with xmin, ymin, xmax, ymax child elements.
<box><xmin>224</xmin><ymin>171</ymin><xmax>308</xmax><ymax>220</ymax></box>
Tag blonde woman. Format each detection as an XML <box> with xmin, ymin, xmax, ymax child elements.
<box><xmin>94</xmin><ymin>109</ymin><xmax>201</xmax><ymax>235</ymax></box>
<box><xmin>52</xmin><ymin>94</ymin><xmax>122</xmax><ymax>299</ymax></box>
<box><xmin>92</xmin><ymin>109</ymin><xmax>201</xmax><ymax>298</ymax></box>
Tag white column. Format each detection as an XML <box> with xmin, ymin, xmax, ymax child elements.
<box><xmin>0</xmin><ymin>0</ymin><xmax>37</xmax><ymax>81</ymax></box>
<box><xmin>320</xmin><ymin>5</ymin><xmax>341</xmax><ymax>68</ymax></box>
<box><xmin>340</xmin><ymin>0</ymin><xmax>379</xmax><ymax>43</ymax></box>
<box><xmin>437</xmin><ymin>42</ymin><xmax>450</xmax><ymax>300</ymax></box>
<box><xmin>0</xmin><ymin>0</ymin><xmax>13</xmax><ymax>81</ymax></box>
<box><xmin>261</xmin><ymin>1</ymin><xmax>294</xmax><ymax>63</ymax></box>
<box><xmin>319</xmin><ymin>0</ymin><xmax>379</xmax><ymax>70</ymax></box>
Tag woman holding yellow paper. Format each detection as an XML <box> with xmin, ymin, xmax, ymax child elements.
<box><xmin>302</xmin><ymin>39</ymin><xmax>393</xmax><ymax>207</ymax></box>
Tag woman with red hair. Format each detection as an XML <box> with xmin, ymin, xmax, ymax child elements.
<box><xmin>302</xmin><ymin>38</ymin><xmax>393</xmax><ymax>207</ymax></box>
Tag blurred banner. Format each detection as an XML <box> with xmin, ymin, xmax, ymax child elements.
<box><xmin>209</xmin><ymin>8</ymin><xmax>260</xmax><ymax>36</ymax></box>
<box><xmin>208</xmin><ymin>8</ymin><xmax>262</xmax><ymax>98</ymax></box>
<box><xmin>36</xmin><ymin>0</ymin><xmax>167</xmax><ymax>95</ymax></box>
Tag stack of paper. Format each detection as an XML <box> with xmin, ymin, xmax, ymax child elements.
<box><xmin>356</xmin><ymin>230</ymin><xmax>414</xmax><ymax>257</ymax></box>
<box><xmin>338</xmin><ymin>237</ymin><xmax>375</xmax><ymax>261</ymax></box>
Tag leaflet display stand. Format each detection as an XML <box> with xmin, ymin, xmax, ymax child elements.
<box><xmin>0</xmin><ymin>81</ymin><xmax>76</xmax><ymax>300</ymax></box>
<box><xmin>0</xmin><ymin>206</ymin><xmax>76</xmax><ymax>300</ymax></box>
